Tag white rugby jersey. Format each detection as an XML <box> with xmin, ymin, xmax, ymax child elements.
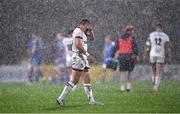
<box><xmin>148</xmin><ymin>31</ymin><xmax>170</xmax><ymax>57</ymax></box>
<box><xmin>72</xmin><ymin>27</ymin><xmax>88</xmax><ymax>53</ymax></box>
<box><xmin>63</xmin><ymin>37</ymin><xmax>73</xmax><ymax>59</ymax></box>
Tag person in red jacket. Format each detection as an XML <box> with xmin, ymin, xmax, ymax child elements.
<box><xmin>115</xmin><ymin>24</ymin><xmax>139</xmax><ymax>92</ymax></box>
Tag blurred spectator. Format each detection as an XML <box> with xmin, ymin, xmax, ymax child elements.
<box><xmin>54</xmin><ymin>33</ymin><xmax>69</xmax><ymax>84</ymax></box>
<box><xmin>62</xmin><ymin>30</ymin><xmax>73</xmax><ymax>80</ymax></box>
<box><xmin>143</xmin><ymin>24</ymin><xmax>171</xmax><ymax>92</ymax></box>
<box><xmin>27</xmin><ymin>32</ymin><xmax>43</xmax><ymax>82</ymax></box>
<box><xmin>98</xmin><ymin>35</ymin><xmax>118</xmax><ymax>83</ymax></box>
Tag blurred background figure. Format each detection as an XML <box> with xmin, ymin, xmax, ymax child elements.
<box><xmin>27</xmin><ymin>32</ymin><xmax>43</xmax><ymax>82</ymax></box>
<box><xmin>143</xmin><ymin>24</ymin><xmax>171</xmax><ymax>92</ymax></box>
<box><xmin>27</xmin><ymin>34</ymin><xmax>33</xmax><ymax>82</ymax></box>
<box><xmin>98</xmin><ymin>35</ymin><xmax>118</xmax><ymax>83</ymax></box>
<box><xmin>54</xmin><ymin>32</ymin><xmax>69</xmax><ymax>84</ymax></box>
<box><xmin>63</xmin><ymin>30</ymin><xmax>73</xmax><ymax>81</ymax></box>
<box><xmin>115</xmin><ymin>24</ymin><xmax>139</xmax><ymax>92</ymax></box>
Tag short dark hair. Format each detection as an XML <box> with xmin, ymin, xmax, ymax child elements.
<box><xmin>156</xmin><ymin>23</ymin><xmax>163</xmax><ymax>29</ymax></box>
<box><xmin>80</xmin><ymin>19</ymin><xmax>90</xmax><ymax>25</ymax></box>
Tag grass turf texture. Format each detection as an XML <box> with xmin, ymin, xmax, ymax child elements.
<box><xmin>0</xmin><ymin>81</ymin><xmax>180</xmax><ymax>113</ymax></box>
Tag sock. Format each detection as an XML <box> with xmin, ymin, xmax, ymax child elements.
<box><xmin>84</xmin><ymin>83</ymin><xmax>95</xmax><ymax>102</ymax></box>
<box><xmin>126</xmin><ymin>82</ymin><xmax>131</xmax><ymax>90</ymax></box>
<box><xmin>58</xmin><ymin>81</ymin><xmax>74</xmax><ymax>101</ymax></box>
<box><xmin>155</xmin><ymin>76</ymin><xmax>161</xmax><ymax>87</ymax></box>
<box><xmin>120</xmin><ymin>84</ymin><xmax>125</xmax><ymax>91</ymax></box>
<box><xmin>151</xmin><ymin>76</ymin><xmax>155</xmax><ymax>84</ymax></box>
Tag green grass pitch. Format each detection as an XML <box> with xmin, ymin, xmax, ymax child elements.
<box><xmin>0</xmin><ymin>81</ymin><xmax>180</xmax><ymax>113</ymax></box>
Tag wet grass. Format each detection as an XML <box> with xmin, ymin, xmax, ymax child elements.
<box><xmin>0</xmin><ymin>81</ymin><xmax>180</xmax><ymax>113</ymax></box>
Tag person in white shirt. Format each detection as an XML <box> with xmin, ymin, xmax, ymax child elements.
<box><xmin>144</xmin><ymin>24</ymin><xmax>171</xmax><ymax>92</ymax></box>
<box><xmin>62</xmin><ymin>31</ymin><xmax>73</xmax><ymax>81</ymax></box>
<box><xmin>57</xmin><ymin>19</ymin><xmax>97</xmax><ymax>105</ymax></box>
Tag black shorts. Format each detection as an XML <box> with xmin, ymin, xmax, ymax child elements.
<box><xmin>106</xmin><ymin>59</ymin><xmax>118</xmax><ymax>70</ymax></box>
<box><xmin>118</xmin><ymin>54</ymin><xmax>135</xmax><ymax>72</ymax></box>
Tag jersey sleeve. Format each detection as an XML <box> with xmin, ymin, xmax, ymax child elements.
<box><xmin>145</xmin><ymin>34</ymin><xmax>151</xmax><ymax>46</ymax></box>
<box><xmin>165</xmin><ymin>34</ymin><xmax>170</xmax><ymax>42</ymax></box>
<box><xmin>74</xmin><ymin>29</ymin><xmax>83</xmax><ymax>39</ymax></box>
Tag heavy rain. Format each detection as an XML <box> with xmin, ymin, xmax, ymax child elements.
<box><xmin>0</xmin><ymin>0</ymin><xmax>180</xmax><ymax>113</ymax></box>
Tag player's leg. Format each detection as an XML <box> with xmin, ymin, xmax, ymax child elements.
<box><xmin>57</xmin><ymin>53</ymin><xmax>85</xmax><ymax>105</ymax></box>
<box><xmin>151</xmin><ymin>63</ymin><xmax>156</xmax><ymax>85</ymax></box>
<box><xmin>57</xmin><ymin>69</ymin><xmax>81</xmax><ymax>105</ymax></box>
<box><xmin>119</xmin><ymin>71</ymin><xmax>126</xmax><ymax>92</ymax></box>
<box><xmin>110</xmin><ymin>60</ymin><xmax>118</xmax><ymax>82</ymax></box>
<box><xmin>154</xmin><ymin>62</ymin><xmax>163</xmax><ymax>92</ymax></box>
<box><xmin>83</xmin><ymin>68</ymin><xmax>96</xmax><ymax>104</ymax></box>
<box><xmin>119</xmin><ymin>56</ymin><xmax>127</xmax><ymax>92</ymax></box>
<box><xmin>32</xmin><ymin>57</ymin><xmax>42</xmax><ymax>82</ymax></box>
<box><xmin>127</xmin><ymin>71</ymin><xmax>132</xmax><ymax>91</ymax></box>
<box><xmin>150</xmin><ymin>56</ymin><xmax>156</xmax><ymax>85</ymax></box>
<box><xmin>126</xmin><ymin>58</ymin><xmax>135</xmax><ymax>92</ymax></box>
<box><xmin>67</xmin><ymin>67</ymin><xmax>72</xmax><ymax>80</ymax></box>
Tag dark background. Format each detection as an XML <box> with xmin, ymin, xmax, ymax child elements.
<box><xmin>0</xmin><ymin>0</ymin><xmax>180</xmax><ymax>64</ymax></box>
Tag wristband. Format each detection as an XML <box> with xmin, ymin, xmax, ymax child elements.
<box><xmin>85</xmin><ymin>52</ymin><xmax>90</xmax><ymax>56</ymax></box>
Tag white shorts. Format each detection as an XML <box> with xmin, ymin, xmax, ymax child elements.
<box><xmin>66</xmin><ymin>56</ymin><xmax>72</xmax><ymax>67</ymax></box>
<box><xmin>150</xmin><ymin>56</ymin><xmax>165</xmax><ymax>64</ymax></box>
<box><xmin>71</xmin><ymin>53</ymin><xmax>90</xmax><ymax>71</ymax></box>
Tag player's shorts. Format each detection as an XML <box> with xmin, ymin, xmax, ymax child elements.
<box><xmin>66</xmin><ymin>56</ymin><xmax>72</xmax><ymax>67</ymax></box>
<box><xmin>31</xmin><ymin>57</ymin><xmax>42</xmax><ymax>66</ymax></box>
<box><xmin>150</xmin><ymin>56</ymin><xmax>165</xmax><ymax>64</ymax></box>
<box><xmin>118</xmin><ymin>54</ymin><xmax>134</xmax><ymax>72</ymax></box>
<box><xmin>103</xmin><ymin>59</ymin><xmax>118</xmax><ymax>70</ymax></box>
<box><xmin>71</xmin><ymin>52</ymin><xmax>90</xmax><ymax>71</ymax></box>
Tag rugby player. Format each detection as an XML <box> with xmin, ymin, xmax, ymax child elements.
<box><xmin>144</xmin><ymin>24</ymin><xmax>171</xmax><ymax>92</ymax></box>
<box><xmin>57</xmin><ymin>19</ymin><xmax>97</xmax><ymax>105</ymax></box>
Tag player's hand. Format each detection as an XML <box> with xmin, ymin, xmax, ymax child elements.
<box><xmin>87</xmin><ymin>25</ymin><xmax>93</xmax><ymax>31</ymax></box>
<box><xmin>87</xmin><ymin>54</ymin><xmax>94</xmax><ymax>63</ymax></box>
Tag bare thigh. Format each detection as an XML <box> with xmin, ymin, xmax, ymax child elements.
<box><xmin>82</xmin><ymin>70</ymin><xmax>91</xmax><ymax>84</ymax></box>
<box><xmin>71</xmin><ymin>69</ymin><xmax>82</xmax><ymax>85</ymax></box>
<box><xmin>156</xmin><ymin>63</ymin><xmax>163</xmax><ymax>76</ymax></box>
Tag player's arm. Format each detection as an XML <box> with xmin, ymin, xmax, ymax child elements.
<box><xmin>165</xmin><ymin>41</ymin><xmax>172</xmax><ymax>63</ymax></box>
<box><xmin>143</xmin><ymin>38</ymin><xmax>150</xmax><ymax>62</ymax></box>
<box><xmin>75</xmin><ymin>37</ymin><xmax>86</xmax><ymax>54</ymax></box>
<box><xmin>75</xmin><ymin>37</ymin><xmax>94</xmax><ymax>62</ymax></box>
